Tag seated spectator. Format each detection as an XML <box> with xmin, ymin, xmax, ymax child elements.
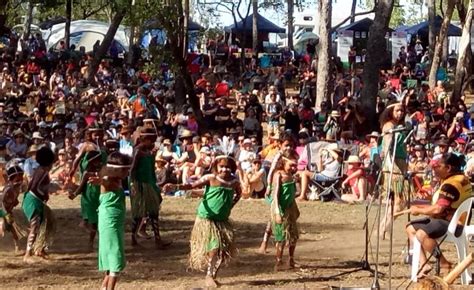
<box><xmin>297</xmin><ymin>144</ymin><xmax>342</xmax><ymax>201</ymax></box>
<box><xmin>341</xmin><ymin>156</ymin><xmax>368</xmax><ymax>203</ymax></box>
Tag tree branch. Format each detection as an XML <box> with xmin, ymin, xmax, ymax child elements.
<box><xmin>330</xmin><ymin>7</ymin><xmax>376</xmax><ymax>32</ymax></box>
<box><xmin>83</xmin><ymin>2</ymin><xmax>110</xmax><ymax>19</ymax></box>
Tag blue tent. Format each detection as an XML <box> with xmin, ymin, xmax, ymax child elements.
<box><xmin>225</xmin><ymin>14</ymin><xmax>285</xmax><ymax>34</ymax></box>
<box><xmin>402</xmin><ymin>16</ymin><xmax>462</xmax><ymax>37</ymax></box>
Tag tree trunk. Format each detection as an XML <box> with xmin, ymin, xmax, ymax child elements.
<box><xmin>428</xmin><ymin>0</ymin><xmax>436</xmax><ymax>62</ymax></box>
<box><xmin>287</xmin><ymin>0</ymin><xmax>294</xmax><ymax>50</ymax></box>
<box><xmin>183</xmin><ymin>0</ymin><xmax>189</xmax><ymax>58</ymax></box>
<box><xmin>127</xmin><ymin>25</ymin><xmax>135</xmax><ymax>65</ymax></box>
<box><xmin>315</xmin><ymin>0</ymin><xmax>332</xmax><ymax>111</ymax></box>
<box><xmin>428</xmin><ymin>0</ymin><xmax>455</xmax><ymax>89</ymax></box>
<box><xmin>252</xmin><ymin>0</ymin><xmax>258</xmax><ymax>55</ymax></box>
<box><xmin>452</xmin><ymin>0</ymin><xmax>474</xmax><ymax>101</ymax></box>
<box><xmin>23</xmin><ymin>0</ymin><xmax>34</xmax><ymax>41</ymax></box>
<box><xmin>87</xmin><ymin>8</ymin><xmax>127</xmax><ymax>84</ymax></box>
<box><xmin>360</xmin><ymin>0</ymin><xmax>395</xmax><ymax>131</ymax></box>
<box><xmin>65</xmin><ymin>0</ymin><xmax>72</xmax><ymax>49</ymax></box>
<box><xmin>350</xmin><ymin>0</ymin><xmax>357</xmax><ymax>23</ymax></box>
<box><xmin>0</xmin><ymin>0</ymin><xmax>8</xmax><ymax>34</ymax></box>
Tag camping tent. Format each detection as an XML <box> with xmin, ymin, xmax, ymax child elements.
<box><xmin>401</xmin><ymin>16</ymin><xmax>462</xmax><ymax>37</ymax></box>
<box><xmin>225</xmin><ymin>14</ymin><xmax>285</xmax><ymax>34</ymax></box>
<box><xmin>43</xmin><ymin>20</ymin><xmax>130</xmax><ymax>52</ymax></box>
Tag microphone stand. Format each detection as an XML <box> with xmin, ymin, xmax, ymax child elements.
<box><xmin>372</xmin><ymin>129</ymin><xmax>398</xmax><ymax>289</ymax></box>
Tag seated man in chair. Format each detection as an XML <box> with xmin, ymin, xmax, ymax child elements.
<box><xmin>406</xmin><ymin>153</ymin><xmax>472</xmax><ymax>278</ymax></box>
<box><xmin>297</xmin><ymin>143</ymin><xmax>342</xmax><ymax>201</ymax></box>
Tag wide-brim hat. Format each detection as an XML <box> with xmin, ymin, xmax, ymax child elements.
<box><xmin>437</xmin><ymin>139</ymin><xmax>450</xmax><ymax>147</ymax></box>
<box><xmin>345</xmin><ymin>155</ymin><xmax>362</xmax><ymax>164</ymax></box>
<box><xmin>179</xmin><ymin>129</ymin><xmax>194</xmax><ymax>139</ymax></box>
<box><xmin>330</xmin><ymin>110</ymin><xmax>341</xmax><ymax>117</ymax></box>
<box><xmin>13</xmin><ymin>129</ymin><xmax>24</xmax><ymax>137</ymax></box>
<box><xmin>32</xmin><ymin>132</ymin><xmax>43</xmax><ymax>140</ymax></box>
<box><xmin>366</xmin><ymin>131</ymin><xmax>380</xmax><ymax>140</ymax></box>
<box><xmin>327</xmin><ymin>143</ymin><xmax>342</xmax><ymax>153</ymax></box>
<box><xmin>28</xmin><ymin>144</ymin><xmax>40</xmax><ymax>154</ymax></box>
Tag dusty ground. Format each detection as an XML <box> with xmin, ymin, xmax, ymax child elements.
<box><xmin>0</xmin><ymin>195</ymin><xmax>469</xmax><ymax>289</ymax></box>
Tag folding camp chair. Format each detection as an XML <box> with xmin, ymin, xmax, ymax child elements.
<box><xmin>311</xmin><ymin>149</ymin><xmax>350</xmax><ymax>202</ymax></box>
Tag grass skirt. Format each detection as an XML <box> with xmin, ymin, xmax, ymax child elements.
<box><xmin>381</xmin><ymin>158</ymin><xmax>407</xmax><ymax>207</ymax></box>
<box><xmin>189</xmin><ymin>216</ymin><xmax>236</xmax><ymax>271</ymax></box>
<box><xmin>130</xmin><ymin>182</ymin><xmax>162</xmax><ymax>218</ymax></box>
<box><xmin>271</xmin><ymin>200</ymin><xmax>300</xmax><ymax>245</ymax></box>
<box><xmin>34</xmin><ymin>204</ymin><xmax>56</xmax><ymax>253</ymax></box>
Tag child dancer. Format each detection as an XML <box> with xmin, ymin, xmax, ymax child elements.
<box><xmin>22</xmin><ymin>147</ymin><xmax>57</xmax><ymax>263</ymax></box>
<box><xmin>69</xmin><ymin>150</ymin><xmax>103</xmax><ymax>250</ymax></box>
<box><xmin>130</xmin><ymin>128</ymin><xmax>168</xmax><ymax>247</ymax></box>
<box><xmin>95</xmin><ymin>152</ymin><xmax>131</xmax><ymax>290</ymax></box>
<box><xmin>163</xmin><ymin>142</ymin><xmax>242</xmax><ymax>287</ymax></box>
<box><xmin>259</xmin><ymin>134</ymin><xmax>295</xmax><ymax>254</ymax></box>
<box><xmin>271</xmin><ymin>150</ymin><xmax>300</xmax><ymax>271</ymax></box>
<box><xmin>0</xmin><ymin>164</ymin><xmax>27</xmax><ymax>254</ymax></box>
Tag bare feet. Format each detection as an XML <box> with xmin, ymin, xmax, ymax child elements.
<box><xmin>274</xmin><ymin>260</ymin><xmax>284</xmax><ymax>272</ymax></box>
<box><xmin>296</xmin><ymin>196</ymin><xmax>307</xmax><ymax>202</ymax></box>
<box><xmin>23</xmin><ymin>255</ymin><xmax>38</xmax><ymax>264</ymax></box>
<box><xmin>257</xmin><ymin>243</ymin><xmax>268</xmax><ymax>254</ymax></box>
<box><xmin>14</xmin><ymin>248</ymin><xmax>25</xmax><ymax>256</ymax></box>
<box><xmin>287</xmin><ymin>258</ymin><xmax>296</xmax><ymax>269</ymax></box>
<box><xmin>205</xmin><ymin>275</ymin><xmax>218</xmax><ymax>287</ymax></box>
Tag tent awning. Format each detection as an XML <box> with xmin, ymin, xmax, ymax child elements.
<box><xmin>402</xmin><ymin>15</ymin><xmax>462</xmax><ymax>37</ymax></box>
<box><xmin>225</xmin><ymin>14</ymin><xmax>285</xmax><ymax>34</ymax></box>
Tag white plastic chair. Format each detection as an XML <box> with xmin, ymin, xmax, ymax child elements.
<box><xmin>411</xmin><ymin>197</ymin><xmax>473</xmax><ymax>285</ymax></box>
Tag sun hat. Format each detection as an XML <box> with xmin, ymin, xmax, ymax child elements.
<box><xmin>32</xmin><ymin>132</ymin><xmax>43</xmax><ymax>140</ymax></box>
<box><xmin>179</xmin><ymin>129</ymin><xmax>194</xmax><ymax>139</ymax></box>
<box><xmin>345</xmin><ymin>155</ymin><xmax>362</xmax><ymax>164</ymax></box>
<box><xmin>330</xmin><ymin>110</ymin><xmax>341</xmax><ymax>117</ymax></box>
<box><xmin>366</xmin><ymin>131</ymin><xmax>380</xmax><ymax>140</ymax></box>
<box><xmin>243</xmin><ymin>138</ymin><xmax>252</xmax><ymax>145</ymax></box>
<box><xmin>13</xmin><ymin>129</ymin><xmax>24</xmax><ymax>137</ymax></box>
<box><xmin>27</xmin><ymin>144</ymin><xmax>40</xmax><ymax>154</ymax></box>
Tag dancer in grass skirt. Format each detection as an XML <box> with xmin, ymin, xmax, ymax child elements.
<box><xmin>164</xmin><ymin>138</ymin><xmax>242</xmax><ymax>287</ymax></box>
<box><xmin>22</xmin><ymin>146</ymin><xmax>57</xmax><ymax>263</ymax></box>
<box><xmin>270</xmin><ymin>150</ymin><xmax>300</xmax><ymax>271</ymax></box>
<box><xmin>258</xmin><ymin>134</ymin><xmax>295</xmax><ymax>254</ymax></box>
<box><xmin>0</xmin><ymin>164</ymin><xmax>27</xmax><ymax>254</ymax></box>
<box><xmin>89</xmin><ymin>152</ymin><xmax>132</xmax><ymax>290</ymax></box>
<box><xmin>68</xmin><ymin>150</ymin><xmax>104</xmax><ymax>250</ymax></box>
<box><xmin>130</xmin><ymin>128</ymin><xmax>169</xmax><ymax>247</ymax></box>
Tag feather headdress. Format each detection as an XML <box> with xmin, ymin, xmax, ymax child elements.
<box><xmin>390</xmin><ymin>89</ymin><xmax>408</xmax><ymax>102</ymax></box>
<box><xmin>215</xmin><ymin>136</ymin><xmax>236</xmax><ymax>161</ymax></box>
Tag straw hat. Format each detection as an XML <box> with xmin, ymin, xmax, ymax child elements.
<box><xmin>32</xmin><ymin>132</ymin><xmax>43</xmax><ymax>140</ymax></box>
<box><xmin>327</xmin><ymin>143</ymin><xmax>341</xmax><ymax>152</ymax></box>
<box><xmin>155</xmin><ymin>157</ymin><xmax>168</xmax><ymax>165</ymax></box>
<box><xmin>345</xmin><ymin>155</ymin><xmax>362</xmax><ymax>164</ymax></box>
<box><xmin>330</xmin><ymin>110</ymin><xmax>341</xmax><ymax>118</ymax></box>
<box><xmin>13</xmin><ymin>129</ymin><xmax>24</xmax><ymax>137</ymax></box>
<box><xmin>27</xmin><ymin>144</ymin><xmax>40</xmax><ymax>154</ymax></box>
<box><xmin>179</xmin><ymin>129</ymin><xmax>194</xmax><ymax>139</ymax></box>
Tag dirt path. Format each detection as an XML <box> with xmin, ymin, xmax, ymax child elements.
<box><xmin>0</xmin><ymin>195</ymin><xmax>467</xmax><ymax>289</ymax></box>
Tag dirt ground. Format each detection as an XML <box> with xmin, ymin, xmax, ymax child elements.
<box><xmin>0</xmin><ymin>195</ymin><xmax>470</xmax><ymax>289</ymax></box>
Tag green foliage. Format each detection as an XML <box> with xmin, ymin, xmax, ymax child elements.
<box><xmin>389</xmin><ymin>4</ymin><xmax>405</xmax><ymax>27</ymax></box>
